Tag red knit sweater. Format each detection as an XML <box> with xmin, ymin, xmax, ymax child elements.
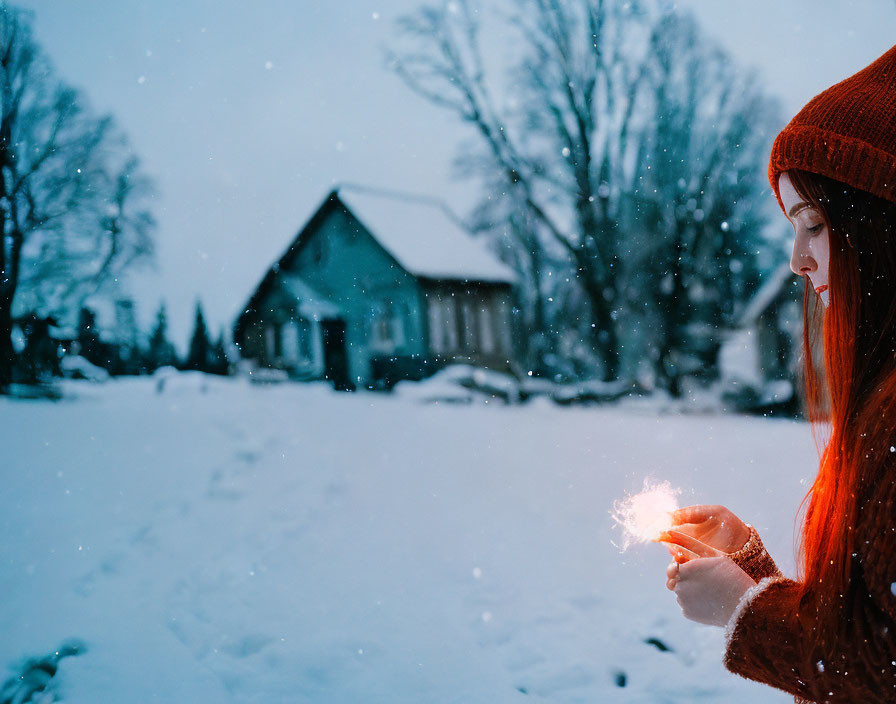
<box><xmin>723</xmin><ymin>477</ymin><xmax>896</xmax><ymax>704</ymax></box>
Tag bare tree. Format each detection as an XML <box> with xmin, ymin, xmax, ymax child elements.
<box><xmin>0</xmin><ymin>5</ymin><xmax>155</xmax><ymax>390</ymax></box>
<box><xmin>387</xmin><ymin>0</ymin><xmax>655</xmax><ymax>379</ymax></box>
<box><xmin>626</xmin><ymin>12</ymin><xmax>779</xmax><ymax>395</ymax></box>
<box><xmin>387</xmin><ymin>0</ymin><xmax>779</xmax><ymax>391</ymax></box>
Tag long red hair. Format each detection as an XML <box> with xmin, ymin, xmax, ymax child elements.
<box><xmin>788</xmin><ymin>168</ymin><xmax>896</xmax><ymax>693</ymax></box>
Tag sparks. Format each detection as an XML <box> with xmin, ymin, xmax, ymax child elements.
<box><xmin>611</xmin><ymin>478</ymin><xmax>681</xmax><ymax>551</ymax></box>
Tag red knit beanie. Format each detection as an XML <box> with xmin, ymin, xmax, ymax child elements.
<box><xmin>768</xmin><ymin>43</ymin><xmax>896</xmax><ymax>211</ymax></box>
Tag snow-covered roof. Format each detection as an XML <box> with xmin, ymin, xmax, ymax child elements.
<box><xmin>738</xmin><ymin>262</ymin><xmax>798</xmax><ymax>327</ymax></box>
<box><xmin>278</xmin><ymin>274</ymin><xmax>342</xmax><ymax>321</ymax></box>
<box><xmin>336</xmin><ymin>187</ymin><xmax>517</xmax><ymax>284</ymax></box>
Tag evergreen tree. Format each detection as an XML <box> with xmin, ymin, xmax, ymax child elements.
<box><xmin>184</xmin><ymin>300</ymin><xmax>212</xmax><ymax>372</ymax></box>
<box><xmin>209</xmin><ymin>328</ymin><xmax>230</xmax><ymax>376</ymax></box>
<box><xmin>147</xmin><ymin>301</ymin><xmax>178</xmax><ymax>371</ymax></box>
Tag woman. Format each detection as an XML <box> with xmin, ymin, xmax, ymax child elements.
<box><xmin>657</xmin><ymin>43</ymin><xmax>896</xmax><ymax>704</ymax></box>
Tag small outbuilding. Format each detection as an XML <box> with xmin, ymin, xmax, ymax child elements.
<box><xmin>718</xmin><ymin>261</ymin><xmax>824</xmax><ymax>415</ymax></box>
<box><xmin>233</xmin><ymin>186</ymin><xmax>518</xmax><ymax>390</ymax></box>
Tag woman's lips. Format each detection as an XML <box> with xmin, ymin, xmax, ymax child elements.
<box><xmin>815</xmin><ymin>284</ymin><xmax>829</xmax><ymax>294</ymax></box>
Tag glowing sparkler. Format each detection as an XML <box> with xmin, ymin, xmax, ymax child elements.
<box><xmin>610</xmin><ymin>478</ymin><xmax>681</xmax><ymax>551</ymax></box>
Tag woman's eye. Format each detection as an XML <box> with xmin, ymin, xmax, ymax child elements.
<box><xmin>807</xmin><ymin>223</ymin><xmax>824</xmax><ymax>234</ymax></box>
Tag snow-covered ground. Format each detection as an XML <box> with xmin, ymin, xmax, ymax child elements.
<box><xmin>1</xmin><ymin>373</ymin><xmax>817</xmax><ymax>703</ymax></box>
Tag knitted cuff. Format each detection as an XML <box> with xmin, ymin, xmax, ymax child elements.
<box><xmin>723</xmin><ymin>575</ymin><xmax>787</xmax><ymax>652</ymax></box>
<box><xmin>726</xmin><ymin>525</ymin><xmax>783</xmax><ymax>583</ymax></box>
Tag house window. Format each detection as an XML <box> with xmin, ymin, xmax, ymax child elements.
<box><xmin>265</xmin><ymin>324</ymin><xmax>282</xmax><ymax>360</ymax></box>
<box><xmin>461</xmin><ymin>296</ymin><xmax>477</xmax><ymax>351</ymax></box>
<box><xmin>369</xmin><ymin>299</ymin><xmax>405</xmax><ymax>351</ymax></box>
<box><xmin>478</xmin><ymin>303</ymin><xmax>495</xmax><ymax>354</ymax></box>
<box><xmin>297</xmin><ymin>318</ymin><xmax>313</xmax><ymax>361</ymax></box>
<box><xmin>369</xmin><ymin>301</ymin><xmax>389</xmax><ymax>350</ymax></box>
<box><xmin>390</xmin><ymin>302</ymin><xmax>406</xmax><ymax>348</ymax></box>
<box><xmin>495</xmin><ymin>296</ymin><xmax>512</xmax><ymax>354</ymax></box>
<box><xmin>427</xmin><ymin>297</ymin><xmax>445</xmax><ymax>353</ymax></box>
<box><xmin>442</xmin><ymin>296</ymin><xmax>459</xmax><ymax>351</ymax></box>
<box><xmin>281</xmin><ymin>321</ymin><xmax>299</xmax><ymax>363</ymax></box>
<box><xmin>280</xmin><ymin>319</ymin><xmax>314</xmax><ymax>365</ymax></box>
<box><xmin>311</xmin><ymin>236</ymin><xmax>328</xmax><ymax>265</ymax></box>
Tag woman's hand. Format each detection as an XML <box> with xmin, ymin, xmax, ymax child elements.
<box><xmin>656</xmin><ymin>504</ymin><xmax>751</xmax><ymax>558</ymax></box>
<box><xmin>665</xmin><ymin>556</ymin><xmax>757</xmax><ymax>627</ymax></box>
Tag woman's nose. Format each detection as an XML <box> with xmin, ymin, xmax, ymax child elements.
<box><xmin>790</xmin><ymin>241</ymin><xmax>816</xmax><ymax>277</ymax></box>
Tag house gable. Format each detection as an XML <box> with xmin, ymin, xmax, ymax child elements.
<box><xmin>233</xmin><ymin>191</ymin><xmax>414</xmax><ymax>343</ymax></box>
<box><xmin>287</xmin><ymin>195</ymin><xmax>417</xmax><ymax>297</ymax></box>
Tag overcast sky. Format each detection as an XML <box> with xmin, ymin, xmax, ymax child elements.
<box><xmin>18</xmin><ymin>1</ymin><xmax>896</xmax><ymax>350</ymax></box>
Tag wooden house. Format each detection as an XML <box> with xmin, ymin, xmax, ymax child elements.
<box><xmin>718</xmin><ymin>261</ymin><xmax>825</xmax><ymax>415</ymax></box>
<box><xmin>233</xmin><ymin>186</ymin><xmax>518</xmax><ymax>390</ymax></box>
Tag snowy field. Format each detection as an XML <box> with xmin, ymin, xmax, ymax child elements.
<box><xmin>1</xmin><ymin>373</ymin><xmax>817</xmax><ymax>703</ymax></box>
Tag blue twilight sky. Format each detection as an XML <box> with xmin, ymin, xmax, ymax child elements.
<box><xmin>17</xmin><ymin>1</ymin><xmax>896</xmax><ymax>350</ymax></box>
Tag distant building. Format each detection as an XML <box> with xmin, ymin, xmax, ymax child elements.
<box><xmin>11</xmin><ymin>294</ymin><xmax>144</xmax><ymax>380</ymax></box>
<box><xmin>718</xmin><ymin>261</ymin><xmax>824</xmax><ymax>415</ymax></box>
<box><xmin>233</xmin><ymin>186</ymin><xmax>518</xmax><ymax>390</ymax></box>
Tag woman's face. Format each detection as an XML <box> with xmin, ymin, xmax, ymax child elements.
<box><xmin>780</xmin><ymin>172</ymin><xmax>830</xmax><ymax>307</ymax></box>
